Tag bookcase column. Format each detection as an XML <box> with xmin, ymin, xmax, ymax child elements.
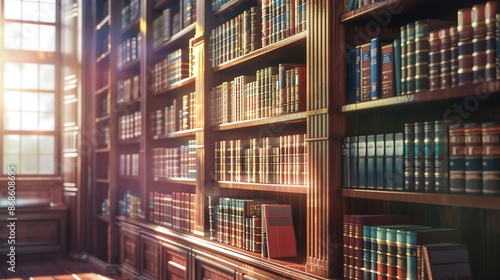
<box><xmin>305</xmin><ymin>0</ymin><xmax>337</xmax><ymax>278</ymax></box>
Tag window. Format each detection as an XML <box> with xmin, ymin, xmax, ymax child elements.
<box><xmin>1</xmin><ymin>0</ymin><xmax>59</xmax><ymax>175</ymax></box>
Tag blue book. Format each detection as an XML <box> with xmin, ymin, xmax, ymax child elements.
<box><xmin>366</xmin><ymin>135</ymin><xmax>376</xmax><ymax>189</ymax></box>
<box><xmin>394</xmin><ymin>132</ymin><xmax>404</xmax><ymax>190</ymax></box>
<box><xmin>355</xmin><ymin>46</ymin><xmax>362</xmax><ymax>102</ymax></box>
<box><xmin>385</xmin><ymin>133</ymin><xmax>395</xmax><ymax>190</ymax></box>
<box><xmin>347</xmin><ymin>49</ymin><xmax>356</xmax><ymax>104</ymax></box>
<box><xmin>370</xmin><ymin>38</ymin><xmax>386</xmax><ymax>100</ymax></box>
<box><xmin>358</xmin><ymin>136</ymin><xmax>367</xmax><ymax>189</ymax></box>
<box><xmin>375</xmin><ymin>134</ymin><xmax>385</xmax><ymax>189</ymax></box>
<box><xmin>394</xmin><ymin>38</ymin><xmax>402</xmax><ymax>95</ymax></box>
<box><xmin>350</xmin><ymin>136</ymin><xmax>359</xmax><ymax>188</ymax></box>
<box><xmin>342</xmin><ymin>137</ymin><xmax>351</xmax><ymax>188</ymax></box>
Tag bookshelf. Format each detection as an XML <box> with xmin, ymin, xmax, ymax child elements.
<box><xmin>338</xmin><ymin>1</ymin><xmax>500</xmax><ymax>279</ymax></box>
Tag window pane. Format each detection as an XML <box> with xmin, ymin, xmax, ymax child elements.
<box><xmin>40</xmin><ymin>64</ymin><xmax>55</xmax><ymax>90</ymax></box>
<box><xmin>4</xmin><ymin>135</ymin><xmax>20</xmax><ymax>154</ymax></box>
<box><xmin>21</xmin><ymin>135</ymin><xmax>38</xmax><ymax>154</ymax></box>
<box><xmin>39</xmin><ymin>93</ymin><xmax>54</xmax><ymax>112</ymax></box>
<box><xmin>22</xmin><ymin>24</ymin><xmax>39</xmax><ymax>51</ymax></box>
<box><xmin>38</xmin><ymin>155</ymin><xmax>54</xmax><ymax>174</ymax></box>
<box><xmin>5</xmin><ymin>0</ymin><xmax>22</xmax><ymax>20</ymax></box>
<box><xmin>22</xmin><ymin>92</ymin><xmax>39</xmax><ymax>111</ymax></box>
<box><xmin>4</xmin><ymin>22</ymin><xmax>21</xmax><ymax>49</ymax></box>
<box><xmin>39</xmin><ymin>25</ymin><xmax>55</xmax><ymax>52</ymax></box>
<box><xmin>39</xmin><ymin>135</ymin><xmax>54</xmax><ymax>154</ymax></box>
<box><xmin>39</xmin><ymin>112</ymin><xmax>55</xmax><ymax>131</ymax></box>
<box><xmin>22</xmin><ymin>1</ymin><xmax>39</xmax><ymax>21</ymax></box>
<box><xmin>4</xmin><ymin>112</ymin><xmax>21</xmax><ymax>130</ymax></box>
<box><xmin>4</xmin><ymin>91</ymin><xmax>21</xmax><ymax>111</ymax></box>
<box><xmin>21</xmin><ymin>155</ymin><xmax>37</xmax><ymax>174</ymax></box>
<box><xmin>4</xmin><ymin>63</ymin><xmax>21</xmax><ymax>89</ymax></box>
<box><xmin>39</xmin><ymin>3</ymin><xmax>56</xmax><ymax>23</ymax></box>
<box><xmin>3</xmin><ymin>155</ymin><xmax>19</xmax><ymax>174</ymax></box>
<box><xmin>21</xmin><ymin>112</ymin><xmax>38</xmax><ymax>130</ymax></box>
<box><xmin>22</xmin><ymin>64</ymin><xmax>39</xmax><ymax>90</ymax></box>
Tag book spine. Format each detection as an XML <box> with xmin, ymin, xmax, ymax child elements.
<box><xmin>386</xmin><ymin>229</ymin><xmax>399</xmax><ymax>280</ymax></box>
<box><xmin>458</xmin><ymin>8</ymin><xmax>474</xmax><ymax>85</ymax></box>
<box><xmin>376</xmin><ymin>227</ymin><xmax>388</xmax><ymax>280</ymax></box>
<box><xmin>435</xmin><ymin>121</ymin><xmax>450</xmax><ymax>193</ymax></box>
<box><xmin>381</xmin><ymin>43</ymin><xmax>395</xmax><ymax>98</ymax></box>
<box><xmin>367</xmin><ymin>135</ymin><xmax>376</xmax><ymax>189</ymax></box>
<box><xmin>465</xmin><ymin>123</ymin><xmax>483</xmax><ymax>194</ymax></box>
<box><xmin>406</xmin><ymin>231</ymin><xmax>417</xmax><ymax>280</ymax></box>
<box><xmin>482</xmin><ymin>122</ymin><xmax>500</xmax><ymax>195</ymax></box>
<box><xmin>428</xmin><ymin>31</ymin><xmax>441</xmax><ymax>90</ymax></box>
<box><xmin>396</xmin><ymin>229</ymin><xmax>407</xmax><ymax>280</ymax></box>
<box><xmin>363</xmin><ymin>225</ymin><xmax>372</xmax><ymax>280</ymax></box>
<box><xmin>351</xmin><ymin>136</ymin><xmax>359</xmax><ymax>188</ymax></box>
<box><xmin>361</xmin><ymin>43</ymin><xmax>372</xmax><ymax>101</ymax></box>
<box><xmin>414</xmin><ymin>19</ymin><xmax>429</xmax><ymax>92</ymax></box>
<box><xmin>406</xmin><ymin>22</ymin><xmax>416</xmax><ymax>94</ymax></box>
<box><xmin>358</xmin><ymin>135</ymin><xmax>367</xmax><ymax>189</ymax></box>
<box><xmin>449</xmin><ymin>125</ymin><xmax>466</xmax><ymax>193</ymax></box>
<box><xmin>385</xmin><ymin>133</ymin><xmax>395</xmax><ymax>190</ymax></box>
<box><xmin>439</xmin><ymin>28</ymin><xmax>452</xmax><ymax>89</ymax></box>
<box><xmin>496</xmin><ymin>14</ymin><xmax>500</xmax><ymax>80</ymax></box>
<box><xmin>485</xmin><ymin>2</ymin><xmax>496</xmax><ymax>81</ymax></box>
<box><xmin>404</xmin><ymin>123</ymin><xmax>415</xmax><ymax>192</ymax></box>
<box><xmin>343</xmin><ymin>137</ymin><xmax>351</xmax><ymax>188</ymax></box>
<box><xmin>414</xmin><ymin>122</ymin><xmax>425</xmax><ymax>192</ymax></box>
<box><xmin>355</xmin><ymin>46</ymin><xmax>362</xmax><ymax>102</ymax></box>
<box><xmin>370</xmin><ymin>226</ymin><xmax>378</xmax><ymax>280</ymax></box>
<box><xmin>347</xmin><ymin>49</ymin><xmax>356</xmax><ymax>104</ymax></box>
<box><xmin>393</xmin><ymin>39</ymin><xmax>402</xmax><ymax>95</ymax></box>
<box><xmin>424</xmin><ymin>121</ymin><xmax>435</xmax><ymax>192</ymax></box>
<box><xmin>450</xmin><ymin>26</ymin><xmax>459</xmax><ymax>87</ymax></box>
<box><xmin>370</xmin><ymin>38</ymin><xmax>381</xmax><ymax>100</ymax></box>
<box><xmin>472</xmin><ymin>3</ymin><xmax>487</xmax><ymax>83</ymax></box>
<box><xmin>400</xmin><ymin>27</ymin><xmax>407</xmax><ymax>95</ymax></box>
<box><xmin>394</xmin><ymin>132</ymin><xmax>404</xmax><ymax>191</ymax></box>
<box><xmin>375</xmin><ymin>134</ymin><xmax>385</xmax><ymax>189</ymax></box>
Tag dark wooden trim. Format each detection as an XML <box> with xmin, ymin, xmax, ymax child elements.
<box><xmin>152</xmin><ymin>23</ymin><xmax>196</xmax><ymax>54</ymax></box>
<box><xmin>152</xmin><ymin>75</ymin><xmax>196</xmax><ymax>96</ymax></box>
<box><xmin>213</xmin><ymin>0</ymin><xmax>247</xmax><ymax>16</ymax></box>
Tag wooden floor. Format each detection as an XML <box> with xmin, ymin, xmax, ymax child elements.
<box><xmin>0</xmin><ymin>258</ymin><xmax>120</xmax><ymax>280</ymax></box>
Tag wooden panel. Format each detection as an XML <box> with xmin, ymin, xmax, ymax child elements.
<box><xmin>485</xmin><ymin>210</ymin><xmax>500</xmax><ymax>279</ymax></box>
<box><xmin>140</xmin><ymin>235</ymin><xmax>159</xmax><ymax>279</ymax></box>
<box><xmin>195</xmin><ymin>256</ymin><xmax>235</xmax><ymax>280</ymax></box>
<box><xmin>120</xmin><ymin>227</ymin><xmax>139</xmax><ymax>272</ymax></box>
<box><xmin>161</xmin><ymin>242</ymin><xmax>189</xmax><ymax>280</ymax></box>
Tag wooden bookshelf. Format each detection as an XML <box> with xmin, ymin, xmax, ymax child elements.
<box><xmin>213</xmin><ymin>0</ymin><xmax>247</xmax><ymax>16</ymax></box>
<box><xmin>340</xmin><ymin>0</ymin><xmax>404</xmax><ymax>23</ymax></box>
<box><xmin>213</xmin><ymin>111</ymin><xmax>307</xmax><ymax>131</ymax></box>
<box><xmin>118</xmin><ymin>58</ymin><xmax>140</xmax><ymax>73</ymax></box>
<box><xmin>96</xmin><ymin>50</ymin><xmax>110</xmax><ymax>63</ymax></box>
<box><xmin>122</xmin><ymin>18</ymin><xmax>140</xmax><ymax>35</ymax></box>
<box><xmin>97</xmin><ymin>214</ymin><xmax>111</xmax><ymax>224</ymax></box>
<box><xmin>152</xmin><ymin>128</ymin><xmax>202</xmax><ymax>139</ymax></box>
<box><xmin>153</xmin><ymin>177</ymin><xmax>197</xmax><ymax>186</ymax></box>
<box><xmin>153</xmin><ymin>23</ymin><xmax>196</xmax><ymax>54</ymax></box>
<box><xmin>343</xmin><ymin>189</ymin><xmax>500</xmax><ymax>210</ymax></box>
<box><xmin>95</xmin><ymin>115</ymin><xmax>110</xmax><ymax>123</ymax></box>
<box><xmin>96</xmin><ymin>15</ymin><xmax>110</xmax><ymax>30</ymax></box>
<box><xmin>152</xmin><ymin>76</ymin><xmax>195</xmax><ymax>96</ymax></box>
<box><xmin>342</xmin><ymin>81</ymin><xmax>500</xmax><ymax>112</ymax></box>
<box><xmin>95</xmin><ymin>85</ymin><xmax>109</xmax><ymax>96</ymax></box>
<box><xmin>214</xmin><ymin>31</ymin><xmax>307</xmax><ymax>72</ymax></box>
<box><xmin>217</xmin><ymin>181</ymin><xmax>308</xmax><ymax>194</ymax></box>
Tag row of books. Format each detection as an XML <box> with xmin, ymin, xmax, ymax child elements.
<box><xmin>215</xmin><ymin>134</ymin><xmax>307</xmax><ymax>185</ymax></box>
<box><xmin>99</xmin><ymin>93</ymin><xmax>110</xmax><ymax>117</ymax></box>
<box><xmin>209</xmin><ymin>197</ymin><xmax>297</xmax><ymax>258</ymax></box>
<box><xmin>261</xmin><ymin>0</ymin><xmax>307</xmax><ymax>47</ymax></box>
<box><xmin>342</xmin><ymin>121</ymin><xmax>500</xmax><ymax>195</ymax></box>
<box><xmin>152</xmin><ymin>141</ymin><xmax>197</xmax><ymax>180</ymax></box>
<box><xmin>346</xmin><ymin>2</ymin><xmax>500</xmax><ymax>104</ymax></box>
<box><xmin>121</xmin><ymin>0</ymin><xmax>140</xmax><ymax>30</ymax></box>
<box><xmin>117</xmin><ymin>75</ymin><xmax>140</xmax><ymax>104</ymax></box>
<box><xmin>210</xmin><ymin>7</ymin><xmax>260</xmax><ymax>67</ymax></box>
<box><xmin>117</xmin><ymin>33</ymin><xmax>141</xmax><ymax>69</ymax></box>
<box><xmin>152</xmin><ymin>48</ymin><xmax>190</xmax><ymax>93</ymax></box>
<box><xmin>209</xmin><ymin>64</ymin><xmax>306</xmax><ymax>125</ymax></box>
<box><xmin>149</xmin><ymin>191</ymin><xmax>196</xmax><ymax>233</ymax></box>
<box><xmin>118</xmin><ymin>190</ymin><xmax>141</xmax><ymax>218</ymax></box>
<box><xmin>152</xmin><ymin>92</ymin><xmax>196</xmax><ymax>136</ymax></box>
<box><xmin>119</xmin><ymin>153</ymin><xmax>139</xmax><ymax>177</ymax></box>
<box><xmin>151</xmin><ymin>0</ymin><xmax>196</xmax><ymax>48</ymax></box>
<box><xmin>343</xmin><ymin>214</ymin><xmax>470</xmax><ymax>280</ymax></box>
<box><xmin>118</xmin><ymin>111</ymin><xmax>141</xmax><ymax>141</ymax></box>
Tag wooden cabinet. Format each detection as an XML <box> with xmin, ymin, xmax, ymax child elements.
<box><xmin>120</xmin><ymin>225</ymin><xmax>139</xmax><ymax>273</ymax></box>
<box><xmin>140</xmin><ymin>234</ymin><xmax>160</xmax><ymax>279</ymax></box>
<box><xmin>161</xmin><ymin>242</ymin><xmax>190</xmax><ymax>280</ymax></box>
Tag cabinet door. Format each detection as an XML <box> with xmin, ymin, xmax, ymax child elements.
<box><xmin>120</xmin><ymin>226</ymin><xmax>139</xmax><ymax>272</ymax></box>
<box><xmin>140</xmin><ymin>234</ymin><xmax>159</xmax><ymax>279</ymax></box>
<box><xmin>161</xmin><ymin>242</ymin><xmax>190</xmax><ymax>280</ymax></box>
<box><xmin>195</xmin><ymin>256</ymin><xmax>235</xmax><ymax>280</ymax></box>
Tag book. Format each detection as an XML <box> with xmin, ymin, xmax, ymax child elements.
<box><xmin>355</xmin><ymin>46</ymin><xmax>362</xmax><ymax>102</ymax></box>
<box><xmin>458</xmin><ymin>8</ymin><xmax>473</xmax><ymax>85</ymax></box>
<box><xmin>450</xmin><ymin>26</ymin><xmax>459</xmax><ymax>87</ymax></box>
<box><xmin>375</xmin><ymin>134</ymin><xmax>385</xmax><ymax>190</ymax></box>
<box><xmin>394</xmin><ymin>132</ymin><xmax>404</xmax><ymax>191</ymax></box>
<box><xmin>424</xmin><ymin>121</ymin><xmax>435</xmax><ymax>193</ymax></box>
<box><xmin>381</xmin><ymin>43</ymin><xmax>395</xmax><ymax>98</ymax></box>
<box><xmin>366</xmin><ymin>135</ymin><xmax>376</xmax><ymax>189</ymax></box>
<box><xmin>393</xmin><ymin>38</ymin><xmax>402</xmax><ymax>95</ymax></box>
<box><xmin>347</xmin><ymin>49</ymin><xmax>356</xmax><ymax>104</ymax></box>
<box><xmin>343</xmin><ymin>137</ymin><xmax>351</xmax><ymax>188</ymax></box>
<box><xmin>481</xmin><ymin>122</ymin><xmax>500</xmax><ymax>195</ymax></box>
<box><xmin>435</xmin><ymin>121</ymin><xmax>450</xmax><ymax>193</ymax></box>
<box><xmin>472</xmin><ymin>3</ymin><xmax>487</xmax><ymax>83</ymax></box>
<box><xmin>350</xmin><ymin>136</ymin><xmax>359</xmax><ymax>188</ymax></box>
<box><xmin>262</xmin><ymin>204</ymin><xmax>297</xmax><ymax>258</ymax></box>
<box><xmin>400</xmin><ymin>26</ymin><xmax>407</xmax><ymax>94</ymax></box>
<box><xmin>370</xmin><ymin>38</ymin><xmax>390</xmax><ymax>100</ymax></box>
<box><xmin>439</xmin><ymin>28</ymin><xmax>452</xmax><ymax>89</ymax></box>
<box><xmin>385</xmin><ymin>133</ymin><xmax>395</xmax><ymax>190</ymax></box>
<box><xmin>405</xmin><ymin>22</ymin><xmax>416</xmax><ymax>94</ymax></box>
<box><xmin>414</xmin><ymin>122</ymin><xmax>425</xmax><ymax>192</ymax></box>
<box><xmin>361</xmin><ymin>43</ymin><xmax>372</xmax><ymax>101</ymax></box>
<box><xmin>423</xmin><ymin>244</ymin><xmax>472</xmax><ymax>280</ymax></box>
<box><xmin>358</xmin><ymin>135</ymin><xmax>367</xmax><ymax>189</ymax></box>
<box><xmin>485</xmin><ymin>1</ymin><xmax>496</xmax><ymax>81</ymax></box>
<box><xmin>464</xmin><ymin>123</ymin><xmax>482</xmax><ymax>194</ymax></box>
<box><xmin>449</xmin><ymin>124</ymin><xmax>466</xmax><ymax>193</ymax></box>
<box><xmin>428</xmin><ymin>30</ymin><xmax>440</xmax><ymax>90</ymax></box>
<box><xmin>404</xmin><ymin>123</ymin><xmax>415</xmax><ymax>192</ymax></box>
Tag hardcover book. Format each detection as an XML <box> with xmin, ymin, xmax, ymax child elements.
<box><xmin>472</xmin><ymin>3</ymin><xmax>487</xmax><ymax>83</ymax></box>
<box><xmin>435</xmin><ymin>121</ymin><xmax>450</xmax><ymax>193</ymax></box>
<box><xmin>423</xmin><ymin>244</ymin><xmax>472</xmax><ymax>280</ymax></box>
<box><xmin>485</xmin><ymin>1</ymin><xmax>496</xmax><ymax>81</ymax></box>
<box><xmin>262</xmin><ymin>204</ymin><xmax>297</xmax><ymax>259</ymax></box>
<box><xmin>366</xmin><ymin>135</ymin><xmax>376</xmax><ymax>189</ymax></box>
<box><xmin>381</xmin><ymin>43</ymin><xmax>395</xmax><ymax>98</ymax></box>
<box><xmin>361</xmin><ymin>43</ymin><xmax>371</xmax><ymax>101</ymax></box>
<box><xmin>394</xmin><ymin>132</ymin><xmax>404</xmax><ymax>191</ymax></box>
<box><xmin>458</xmin><ymin>8</ymin><xmax>473</xmax><ymax>85</ymax></box>
<box><xmin>404</xmin><ymin>123</ymin><xmax>416</xmax><ymax>192</ymax></box>
<box><xmin>449</xmin><ymin>124</ymin><xmax>466</xmax><ymax>193</ymax></box>
<box><xmin>481</xmin><ymin>122</ymin><xmax>500</xmax><ymax>195</ymax></box>
<box><xmin>464</xmin><ymin>123</ymin><xmax>483</xmax><ymax>194</ymax></box>
<box><xmin>375</xmin><ymin>134</ymin><xmax>385</xmax><ymax>189</ymax></box>
<box><xmin>385</xmin><ymin>133</ymin><xmax>395</xmax><ymax>190</ymax></box>
<box><xmin>358</xmin><ymin>135</ymin><xmax>367</xmax><ymax>189</ymax></box>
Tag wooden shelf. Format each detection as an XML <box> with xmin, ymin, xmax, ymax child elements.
<box><xmin>96</xmin><ymin>15</ymin><xmax>110</xmax><ymax>30</ymax></box>
<box><xmin>341</xmin><ymin>81</ymin><xmax>500</xmax><ymax>112</ymax></box>
<box><xmin>342</xmin><ymin>189</ymin><xmax>500</xmax><ymax>210</ymax></box>
<box><xmin>95</xmin><ymin>179</ymin><xmax>110</xmax><ymax>184</ymax></box>
<box><xmin>340</xmin><ymin>0</ymin><xmax>403</xmax><ymax>23</ymax></box>
<box><xmin>95</xmin><ymin>85</ymin><xmax>109</xmax><ymax>95</ymax></box>
<box><xmin>118</xmin><ymin>138</ymin><xmax>141</xmax><ymax>145</ymax></box>
<box><xmin>153</xmin><ymin>177</ymin><xmax>197</xmax><ymax>186</ymax></box>
<box><xmin>213</xmin><ymin>111</ymin><xmax>307</xmax><ymax>131</ymax></box>
<box><xmin>118</xmin><ymin>175</ymin><xmax>141</xmax><ymax>181</ymax></box>
<box><xmin>214</xmin><ymin>31</ymin><xmax>307</xmax><ymax>72</ymax></box>
<box><xmin>152</xmin><ymin>76</ymin><xmax>195</xmax><ymax>96</ymax></box>
<box><xmin>217</xmin><ymin>181</ymin><xmax>308</xmax><ymax>194</ymax></box>
<box><xmin>213</xmin><ymin>0</ymin><xmax>246</xmax><ymax>16</ymax></box>
<box><xmin>116</xmin><ymin>98</ymin><xmax>141</xmax><ymax>109</ymax></box>
<box><xmin>118</xmin><ymin>59</ymin><xmax>140</xmax><ymax>73</ymax></box>
<box><xmin>95</xmin><ymin>148</ymin><xmax>109</xmax><ymax>154</ymax></box>
<box><xmin>96</xmin><ymin>50</ymin><xmax>110</xmax><ymax>63</ymax></box>
<box><xmin>153</xmin><ymin>23</ymin><xmax>196</xmax><ymax>53</ymax></box>
<box><xmin>153</xmin><ymin>128</ymin><xmax>201</xmax><ymax>139</ymax></box>
<box><xmin>95</xmin><ymin>115</ymin><xmax>109</xmax><ymax>123</ymax></box>
<box><xmin>153</xmin><ymin>0</ymin><xmax>171</xmax><ymax>10</ymax></box>
<box><xmin>122</xmin><ymin>18</ymin><xmax>140</xmax><ymax>35</ymax></box>
<box><xmin>97</xmin><ymin>214</ymin><xmax>111</xmax><ymax>224</ymax></box>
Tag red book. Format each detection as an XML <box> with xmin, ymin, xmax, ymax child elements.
<box><xmin>381</xmin><ymin>43</ymin><xmax>395</xmax><ymax>97</ymax></box>
<box><xmin>485</xmin><ymin>1</ymin><xmax>497</xmax><ymax>81</ymax></box>
<box><xmin>360</xmin><ymin>43</ymin><xmax>372</xmax><ymax>101</ymax></box>
<box><xmin>472</xmin><ymin>3</ymin><xmax>487</xmax><ymax>83</ymax></box>
<box><xmin>262</xmin><ymin>204</ymin><xmax>297</xmax><ymax>258</ymax></box>
<box><xmin>458</xmin><ymin>8</ymin><xmax>473</xmax><ymax>85</ymax></box>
